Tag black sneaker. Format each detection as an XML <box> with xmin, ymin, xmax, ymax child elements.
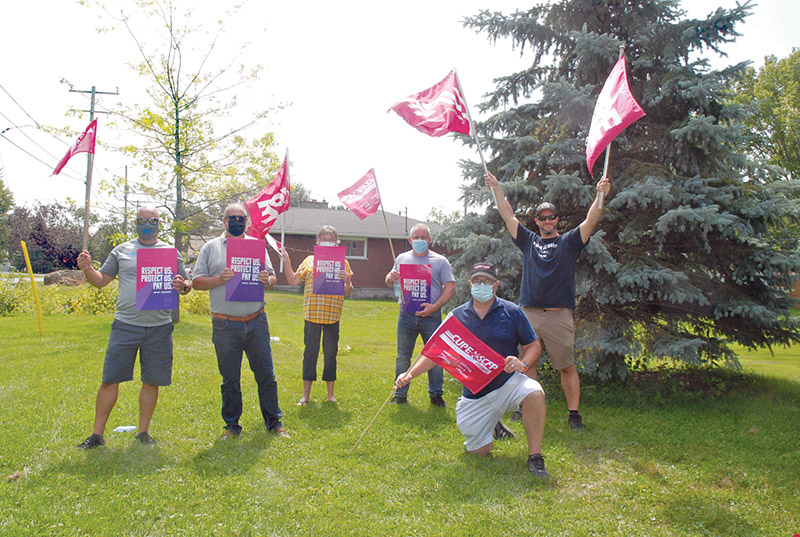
<box><xmin>527</xmin><ymin>454</ymin><xmax>551</xmax><ymax>480</ymax></box>
<box><xmin>77</xmin><ymin>433</ymin><xmax>105</xmax><ymax>449</ymax></box>
<box><xmin>568</xmin><ymin>411</ymin><xmax>585</xmax><ymax>432</ymax></box>
<box><xmin>509</xmin><ymin>409</ymin><xmax>523</xmax><ymax>423</ymax></box>
<box><xmin>390</xmin><ymin>396</ymin><xmax>408</xmax><ymax>404</ymax></box>
<box><xmin>493</xmin><ymin>420</ymin><xmax>515</xmax><ymax>440</ymax></box>
<box><xmin>134</xmin><ymin>431</ymin><xmax>156</xmax><ymax>445</ymax></box>
<box><xmin>430</xmin><ymin>395</ymin><xmax>447</xmax><ymax>408</ymax></box>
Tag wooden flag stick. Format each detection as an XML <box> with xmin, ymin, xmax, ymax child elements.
<box><xmin>599</xmin><ymin>144</ymin><xmax>610</xmax><ymax>210</ymax></box>
<box><xmin>373</xmin><ymin>170</ymin><xmax>404</xmax><ymax>306</ymax></box>
<box><xmin>348</xmin><ymin>352</ymin><xmax>424</xmax><ymax>456</ymax></box>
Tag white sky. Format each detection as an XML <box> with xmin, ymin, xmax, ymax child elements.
<box><xmin>0</xmin><ymin>0</ymin><xmax>798</xmax><ymax>224</ymax></box>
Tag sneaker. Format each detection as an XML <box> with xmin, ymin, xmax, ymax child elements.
<box><xmin>389</xmin><ymin>396</ymin><xmax>408</xmax><ymax>404</ymax></box>
<box><xmin>77</xmin><ymin>433</ymin><xmax>105</xmax><ymax>449</ymax></box>
<box><xmin>430</xmin><ymin>395</ymin><xmax>447</xmax><ymax>408</ymax></box>
<box><xmin>568</xmin><ymin>411</ymin><xmax>585</xmax><ymax>432</ymax></box>
<box><xmin>527</xmin><ymin>454</ymin><xmax>551</xmax><ymax>480</ymax></box>
<box><xmin>271</xmin><ymin>427</ymin><xmax>290</xmax><ymax>439</ymax></box>
<box><xmin>493</xmin><ymin>420</ymin><xmax>515</xmax><ymax>440</ymax></box>
<box><xmin>509</xmin><ymin>409</ymin><xmax>523</xmax><ymax>423</ymax></box>
<box><xmin>134</xmin><ymin>431</ymin><xmax>156</xmax><ymax>445</ymax></box>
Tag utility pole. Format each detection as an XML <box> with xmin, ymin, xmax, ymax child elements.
<box><xmin>123</xmin><ymin>165</ymin><xmax>128</xmax><ymax>235</ymax></box>
<box><xmin>69</xmin><ymin>85</ymin><xmax>118</xmax><ymax>250</ymax></box>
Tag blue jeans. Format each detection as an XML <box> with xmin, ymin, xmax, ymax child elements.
<box><xmin>394</xmin><ymin>311</ymin><xmax>444</xmax><ymax>398</ymax></box>
<box><xmin>211</xmin><ymin>313</ymin><xmax>283</xmax><ymax>433</ymax></box>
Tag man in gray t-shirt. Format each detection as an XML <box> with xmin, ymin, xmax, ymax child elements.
<box><xmin>76</xmin><ymin>205</ymin><xmax>191</xmax><ymax>449</ymax></box>
<box><xmin>192</xmin><ymin>203</ymin><xmax>288</xmax><ymax>439</ymax></box>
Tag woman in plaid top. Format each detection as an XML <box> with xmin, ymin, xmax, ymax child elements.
<box><xmin>283</xmin><ymin>226</ymin><xmax>354</xmax><ymax>405</ymax></box>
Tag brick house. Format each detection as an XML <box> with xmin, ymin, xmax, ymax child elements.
<box><xmin>188</xmin><ymin>200</ymin><xmax>446</xmax><ymax>298</ymax></box>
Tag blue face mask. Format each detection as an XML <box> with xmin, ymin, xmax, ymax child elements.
<box><xmin>470</xmin><ymin>282</ymin><xmax>495</xmax><ymax>303</ymax></box>
<box><xmin>411</xmin><ymin>239</ymin><xmax>429</xmax><ymax>255</ymax></box>
<box><xmin>136</xmin><ymin>222</ymin><xmax>159</xmax><ymax>240</ymax></box>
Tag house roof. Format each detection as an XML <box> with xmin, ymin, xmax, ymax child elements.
<box><xmin>276</xmin><ymin>205</ymin><xmax>442</xmax><ymax>239</ymax></box>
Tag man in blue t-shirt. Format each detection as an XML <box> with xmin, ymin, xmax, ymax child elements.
<box><xmin>395</xmin><ymin>262</ymin><xmax>550</xmax><ymax>479</ymax></box>
<box><xmin>485</xmin><ymin>172</ymin><xmax>610</xmax><ymax>432</ymax></box>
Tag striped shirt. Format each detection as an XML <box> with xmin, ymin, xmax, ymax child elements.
<box><xmin>295</xmin><ymin>255</ymin><xmax>353</xmax><ymax>324</ymax></box>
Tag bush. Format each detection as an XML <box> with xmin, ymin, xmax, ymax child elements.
<box><xmin>180</xmin><ymin>288</ymin><xmax>210</xmax><ymax>315</ymax></box>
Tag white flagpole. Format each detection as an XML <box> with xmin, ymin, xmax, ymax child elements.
<box><xmin>372</xmin><ymin>169</ymin><xmax>405</xmax><ymax>307</ymax></box>
<box><xmin>280</xmin><ymin>149</ymin><xmax>289</xmax><ymax>273</ymax></box>
<box><xmin>82</xmin><ymin>152</ymin><xmax>94</xmax><ymax>251</ymax></box>
<box><xmin>454</xmin><ymin>69</ymin><xmax>498</xmax><ymax>208</ymax></box>
<box><xmin>597</xmin><ymin>46</ymin><xmax>626</xmax><ymax>211</ymax></box>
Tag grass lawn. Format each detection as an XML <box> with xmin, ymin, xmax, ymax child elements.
<box><xmin>1</xmin><ymin>291</ymin><xmax>798</xmax><ymax>536</ymax></box>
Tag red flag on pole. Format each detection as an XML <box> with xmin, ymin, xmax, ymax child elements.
<box><xmin>338</xmin><ymin>169</ymin><xmax>381</xmax><ymax>220</ymax></box>
<box><xmin>586</xmin><ymin>55</ymin><xmax>645</xmax><ymax>175</ymax></box>
<box><xmin>52</xmin><ymin>119</ymin><xmax>97</xmax><ymax>176</ymax></box>
<box><xmin>245</xmin><ymin>152</ymin><xmax>291</xmax><ymax>238</ymax></box>
<box><xmin>420</xmin><ymin>313</ymin><xmax>506</xmax><ymax>394</ymax></box>
<box><xmin>388</xmin><ymin>69</ymin><xmax>472</xmax><ymax>137</ymax></box>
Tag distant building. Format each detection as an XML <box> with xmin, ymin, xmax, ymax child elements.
<box><xmin>188</xmin><ymin>200</ymin><xmax>448</xmax><ymax>298</ymax></box>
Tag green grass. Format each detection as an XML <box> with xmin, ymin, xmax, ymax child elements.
<box><xmin>1</xmin><ymin>292</ymin><xmax>798</xmax><ymax>536</ymax></box>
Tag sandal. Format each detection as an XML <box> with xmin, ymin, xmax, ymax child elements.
<box><xmin>296</xmin><ymin>399</ymin><xmax>309</xmax><ymax>406</ymax></box>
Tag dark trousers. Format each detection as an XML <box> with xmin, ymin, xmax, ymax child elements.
<box><xmin>302</xmin><ymin>320</ymin><xmax>339</xmax><ymax>382</ymax></box>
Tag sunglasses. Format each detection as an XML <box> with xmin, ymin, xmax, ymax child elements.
<box><xmin>136</xmin><ymin>217</ymin><xmax>159</xmax><ymax>225</ymax></box>
<box><xmin>536</xmin><ymin>214</ymin><xmax>558</xmax><ymax>221</ymax></box>
<box><xmin>224</xmin><ymin>215</ymin><xmax>246</xmax><ymax>222</ymax></box>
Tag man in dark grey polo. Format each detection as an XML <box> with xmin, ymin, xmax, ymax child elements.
<box><xmin>192</xmin><ymin>203</ymin><xmax>288</xmax><ymax>439</ymax></box>
<box><xmin>76</xmin><ymin>205</ymin><xmax>191</xmax><ymax>449</ymax></box>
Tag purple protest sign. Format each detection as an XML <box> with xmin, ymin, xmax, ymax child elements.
<box><xmin>400</xmin><ymin>264</ymin><xmax>432</xmax><ymax>314</ymax></box>
<box><xmin>136</xmin><ymin>248</ymin><xmax>178</xmax><ymax>310</ymax></box>
<box><xmin>312</xmin><ymin>245</ymin><xmax>346</xmax><ymax>295</ymax></box>
<box><xmin>226</xmin><ymin>238</ymin><xmax>266</xmax><ymax>302</ymax></box>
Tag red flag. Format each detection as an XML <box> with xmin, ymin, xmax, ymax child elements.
<box><xmin>52</xmin><ymin>119</ymin><xmax>98</xmax><ymax>176</ymax></box>
<box><xmin>586</xmin><ymin>55</ymin><xmax>645</xmax><ymax>175</ymax></box>
<box><xmin>420</xmin><ymin>313</ymin><xmax>505</xmax><ymax>394</ymax></box>
<box><xmin>245</xmin><ymin>153</ymin><xmax>291</xmax><ymax>238</ymax></box>
<box><xmin>388</xmin><ymin>69</ymin><xmax>472</xmax><ymax>137</ymax></box>
<box><xmin>338</xmin><ymin>169</ymin><xmax>381</xmax><ymax>220</ymax></box>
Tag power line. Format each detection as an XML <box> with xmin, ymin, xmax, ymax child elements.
<box><xmin>0</xmin><ymin>83</ymin><xmax>41</xmax><ymax>128</ymax></box>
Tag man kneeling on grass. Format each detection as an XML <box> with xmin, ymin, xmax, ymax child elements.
<box><xmin>395</xmin><ymin>262</ymin><xmax>550</xmax><ymax>479</ymax></box>
<box><xmin>76</xmin><ymin>205</ymin><xmax>191</xmax><ymax>449</ymax></box>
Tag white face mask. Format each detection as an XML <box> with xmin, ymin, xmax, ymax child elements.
<box><xmin>319</xmin><ymin>241</ymin><xmax>336</xmax><ymax>247</ymax></box>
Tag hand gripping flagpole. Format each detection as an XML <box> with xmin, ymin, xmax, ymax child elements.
<box><xmin>597</xmin><ymin>46</ymin><xmax>626</xmax><ymax>211</ymax></box>
<box><xmin>454</xmin><ymin>70</ymin><xmax>498</xmax><ymax>208</ymax></box>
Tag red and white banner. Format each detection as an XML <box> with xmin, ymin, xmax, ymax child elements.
<box><xmin>388</xmin><ymin>69</ymin><xmax>472</xmax><ymax>137</ymax></box>
<box><xmin>420</xmin><ymin>313</ymin><xmax>505</xmax><ymax>394</ymax></box>
<box><xmin>245</xmin><ymin>152</ymin><xmax>291</xmax><ymax>238</ymax></box>
<box><xmin>52</xmin><ymin>119</ymin><xmax>98</xmax><ymax>176</ymax></box>
<box><xmin>586</xmin><ymin>55</ymin><xmax>645</xmax><ymax>175</ymax></box>
<box><xmin>264</xmin><ymin>233</ymin><xmax>283</xmax><ymax>255</ymax></box>
<box><xmin>338</xmin><ymin>168</ymin><xmax>381</xmax><ymax>220</ymax></box>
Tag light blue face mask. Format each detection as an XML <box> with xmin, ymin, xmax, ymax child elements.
<box><xmin>411</xmin><ymin>239</ymin><xmax>429</xmax><ymax>255</ymax></box>
<box><xmin>470</xmin><ymin>282</ymin><xmax>495</xmax><ymax>302</ymax></box>
<box><xmin>319</xmin><ymin>241</ymin><xmax>336</xmax><ymax>247</ymax></box>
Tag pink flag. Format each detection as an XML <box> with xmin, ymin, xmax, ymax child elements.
<box><xmin>338</xmin><ymin>169</ymin><xmax>381</xmax><ymax>220</ymax></box>
<box><xmin>52</xmin><ymin>119</ymin><xmax>98</xmax><ymax>176</ymax></box>
<box><xmin>245</xmin><ymin>153</ymin><xmax>291</xmax><ymax>238</ymax></box>
<box><xmin>388</xmin><ymin>69</ymin><xmax>472</xmax><ymax>137</ymax></box>
<box><xmin>586</xmin><ymin>55</ymin><xmax>645</xmax><ymax>175</ymax></box>
<box><xmin>420</xmin><ymin>313</ymin><xmax>505</xmax><ymax>394</ymax></box>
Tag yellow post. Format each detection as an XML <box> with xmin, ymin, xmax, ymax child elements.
<box><xmin>20</xmin><ymin>240</ymin><xmax>44</xmax><ymax>336</ymax></box>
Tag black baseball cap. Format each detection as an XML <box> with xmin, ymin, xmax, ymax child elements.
<box><xmin>535</xmin><ymin>202</ymin><xmax>558</xmax><ymax>217</ymax></box>
<box><xmin>469</xmin><ymin>262</ymin><xmax>497</xmax><ymax>281</ymax></box>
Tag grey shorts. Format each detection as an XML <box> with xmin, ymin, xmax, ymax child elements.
<box><xmin>102</xmin><ymin>319</ymin><xmax>174</xmax><ymax>386</ymax></box>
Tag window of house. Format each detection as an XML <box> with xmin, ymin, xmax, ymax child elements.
<box><xmin>342</xmin><ymin>238</ymin><xmax>367</xmax><ymax>259</ymax></box>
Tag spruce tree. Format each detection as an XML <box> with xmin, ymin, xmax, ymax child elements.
<box><xmin>437</xmin><ymin>0</ymin><xmax>800</xmax><ymax>378</ymax></box>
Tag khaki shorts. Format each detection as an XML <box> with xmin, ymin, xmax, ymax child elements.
<box><xmin>523</xmin><ymin>307</ymin><xmax>575</xmax><ymax>370</ymax></box>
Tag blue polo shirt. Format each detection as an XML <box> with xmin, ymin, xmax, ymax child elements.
<box><xmin>451</xmin><ymin>296</ymin><xmax>537</xmax><ymax>399</ymax></box>
<box><xmin>513</xmin><ymin>223</ymin><xmax>585</xmax><ymax>309</ymax></box>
